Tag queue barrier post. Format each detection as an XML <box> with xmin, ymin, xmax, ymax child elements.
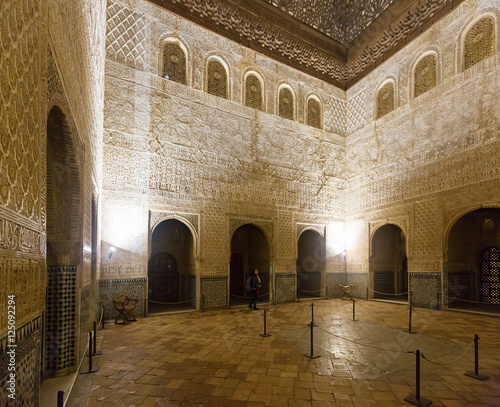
<box><xmin>57</xmin><ymin>390</ymin><xmax>64</xmax><ymax>407</ymax></box>
<box><xmin>260</xmin><ymin>310</ymin><xmax>271</xmax><ymax>338</ymax></box>
<box><xmin>81</xmin><ymin>331</ymin><xmax>99</xmax><ymax>374</ymax></box>
<box><xmin>465</xmin><ymin>334</ymin><xmax>489</xmax><ymax>381</ymax></box>
<box><xmin>404</xmin><ymin>350</ymin><xmax>432</xmax><ymax>407</ymax></box>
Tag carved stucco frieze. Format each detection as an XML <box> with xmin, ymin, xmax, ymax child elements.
<box><xmin>297</xmin><ymin>223</ymin><xmax>325</xmax><ymax>239</ymax></box>
<box><xmin>0</xmin><ymin>219</ymin><xmax>42</xmax><ymax>255</ymax></box>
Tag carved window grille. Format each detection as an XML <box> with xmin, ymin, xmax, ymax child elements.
<box><xmin>480</xmin><ymin>248</ymin><xmax>500</xmax><ymax>304</ymax></box>
<box><xmin>307</xmin><ymin>97</ymin><xmax>321</xmax><ymax>129</ymax></box>
<box><xmin>414</xmin><ymin>54</ymin><xmax>436</xmax><ymax>98</ymax></box>
<box><xmin>464</xmin><ymin>18</ymin><xmax>495</xmax><ymax>70</ymax></box>
<box><xmin>245</xmin><ymin>74</ymin><xmax>263</xmax><ymax>110</ymax></box>
<box><xmin>207</xmin><ymin>59</ymin><xmax>228</xmax><ymax>99</ymax></box>
<box><xmin>482</xmin><ymin>218</ymin><xmax>495</xmax><ymax>234</ymax></box>
<box><xmin>162</xmin><ymin>42</ymin><xmax>186</xmax><ymax>85</ymax></box>
<box><xmin>278</xmin><ymin>87</ymin><xmax>294</xmax><ymax>120</ymax></box>
<box><xmin>376</xmin><ymin>82</ymin><xmax>395</xmax><ymax>119</ymax></box>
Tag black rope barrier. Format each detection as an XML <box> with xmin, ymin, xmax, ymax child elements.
<box><xmin>149</xmin><ymin>298</ymin><xmax>197</xmax><ymax>305</ymax></box>
<box><xmin>419</xmin><ymin>339</ymin><xmax>474</xmax><ymax>366</ymax></box>
<box><xmin>230</xmin><ymin>293</ymin><xmax>270</xmax><ymax>299</ymax></box>
<box><xmin>369</xmin><ymin>288</ymin><xmax>409</xmax><ymax>296</ymax></box>
<box><xmin>315</xmin><ymin>325</ymin><xmax>410</xmax><ymax>353</ymax></box>
<box><xmin>299</xmin><ymin>288</ymin><xmax>326</xmax><ymax>294</ymax></box>
<box><xmin>448</xmin><ymin>296</ymin><xmax>500</xmax><ymax>305</ymax></box>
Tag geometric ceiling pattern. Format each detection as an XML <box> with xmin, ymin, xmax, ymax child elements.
<box><xmin>263</xmin><ymin>0</ymin><xmax>395</xmax><ymax>46</ymax></box>
<box><xmin>148</xmin><ymin>0</ymin><xmax>465</xmax><ymax>89</ymax></box>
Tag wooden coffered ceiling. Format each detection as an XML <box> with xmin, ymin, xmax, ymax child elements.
<box><xmin>147</xmin><ymin>0</ymin><xmax>465</xmax><ymax>89</ymax></box>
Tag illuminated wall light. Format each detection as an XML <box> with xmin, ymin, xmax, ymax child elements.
<box><xmin>108</xmin><ymin>246</ymin><xmax>116</xmax><ymax>259</ymax></box>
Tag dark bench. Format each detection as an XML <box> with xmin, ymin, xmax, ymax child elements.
<box><xmin>113</xmin><ymin>295</ymin><xmax>139</xmax><ymax>324</ymax></box>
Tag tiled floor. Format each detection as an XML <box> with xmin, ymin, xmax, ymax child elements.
<box><xmin>68</xmin><ymin>299</ymin><xmax>500</xmax><ymax>407</ymax></box>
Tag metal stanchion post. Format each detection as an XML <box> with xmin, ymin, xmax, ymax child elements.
<box><xmin>404</xmin><ymin>350</ymin><xmax>432</xmax><ymax>407</ymax></box>
<box><xmin>260</xmin><ymin>310</ymin><xmax>271</xmax><ymax>338</ymax></box>
<box><xmin>57</xmin><ymin>390</ymin><xmax>64</xmax><ymax>407</ymax></box>
<box><xmin>304</xmin><ymin>319</ymin><xmax>320</xmax><ymax>359</ymax></box>
<box><xmin>465</xmin><ymin>334</ymin><xmax>490</xmax><ymax>380</ymax></box>
<box><xmin>311</xmin><ymin>303</ymin><xmax>317</xmax><ymax>327</ymax></box>
<box><xmin>82</xmin><ymin>332</ymin><xmax>99</xmax><ymax>374</ymax></box>
<box><xmin>352</xmin><ymin>299</ymin><xmax>357</xmax><ymax>321</ymax></box>
<box><xmin>93</xmin><ymin>322</ymin><xmax>102</xmax><ymax>355</ymax></box>
<box><xmin>406</xmin><ymin>291</ymin><xmax>417</xmax><ymax>334</ymax></box>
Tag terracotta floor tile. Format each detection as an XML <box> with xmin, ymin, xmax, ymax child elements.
<box><xmin>67</xmin><ymin>300</ymin><xmax>500</xmax><ymax>407</ymax></box>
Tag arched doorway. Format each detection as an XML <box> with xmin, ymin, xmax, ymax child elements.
<box><xmin>148</xmin><ymin>219</ymin><xmax>196</xmax><ymax>312</ymax></box>
<box><xmin>297</xmin><ymin>230</ymin><xmax>325</xmax><ymax>299</ymax></box>
<box><xmin>230</xmin><ymin>224</ymin><xmax>270</xmax><ymax>307</ymax></box>
<box><xmin>369</xmin><ymin>224</ymin><xmax>408</xmax><ymax>302</ymax></box>
<box><xmin>45</xmin><ymin>106</ymin><xmax>81</xmax><ymax>378</ymax></box>
<box><xmin>446</xmin><ymin>209</ymin><xmax>500</xmax><ymax>313</ymax></box>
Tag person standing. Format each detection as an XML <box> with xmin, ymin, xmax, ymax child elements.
<box><xmin>248</xmin><ymin>268</ymin><xmax>261</xmax><ymax>310</ymax></box>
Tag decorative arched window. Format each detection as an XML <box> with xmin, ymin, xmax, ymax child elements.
<box><xmin>244</xmin><ymin>73</ymin><xmax>263</xmax><ymax>111</ymax></box>
<box><xmin>307</xmin><ymin>97</ymin><xmax>322</xmax><ymax>129</ymax></box>
<box><xmin>206</xmin><ymin>58</ymin><xmax>228</xmax><ymax>99</ymax></box>
<box><xmin>414</xmin><ymin>54</ymin><xmax>436</xmax><ymax>98</ymax></box>
<box><xmin>376</xmin><ymin>81</ymin><xmax>395</xmax><ymax>119</ymax></box>
<box><xmin>463</xmin><ymin>17</ymin><xmax>495</xmax><ymax>70</ymax></box>
<box><xmin>162</xmin><ymin>41</ymin><xmax>186</xmax><ymax>85</ymax></box>
<box><xmin>278</xmin><ymin>86</ymin><xmax>294</xmax><ymax>120</ymax></box>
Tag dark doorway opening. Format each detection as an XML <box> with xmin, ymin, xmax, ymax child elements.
<box><xmin>370</xmin><ymin>224</ymin><xmax>408</xmax><ymax>303</ymax></box>
<box><xmin>148</xmin><ymin>219</ymin><xmax>196</xmax><ymax>313</ymax></box>
<box><xmin>447</xmin><ymin>209</ymin><xmax>500</xmax><ymax>314</ymax></box>
<box><xmin>230</xmin><ymin>224</ymin><xmax>270</xmax><ymax>307</ymax></box>
<box><xmin>297</xmin><ymin>230</ymin><xmax>325</xmax><ymax>299</ymax></box>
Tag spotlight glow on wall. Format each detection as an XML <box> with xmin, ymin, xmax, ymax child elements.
<box><xmin>326</xmin><ymin>221</ymin><xmax>345</xmax><ymax>257</ymax></box>
<box><xmin>103</xmin><ymin>205</ymin><xmax>144</xmax><ymax>251</ymax></box>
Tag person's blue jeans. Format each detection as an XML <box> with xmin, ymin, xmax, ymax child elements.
<box><xmin>249</xmin><ymin>290</ymin><xmax>258</xmax><ymax>309</ymax></box>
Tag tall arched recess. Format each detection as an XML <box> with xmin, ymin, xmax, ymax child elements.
<box><xmin>446</xmin><ymin>208</ymin><xmax>500</xmax><ymax>314</ymax></box>
<box><xmin>296</xmin><ymin>230</ymin><xmax>325</xmax><ymax>299</ymax></box>
<box><xmin>230</xmin><ymin>224</ymin><xmax>270</xmax><ymax>307</ymax></box>
<box><xmin>148</xmin><ymin>219</ymin><xmax>196</xmax><ymax>313</ymax></box>
<box><xmin>369</xmin><ymin>224</ymin><xmax>408</xmax><ymax>302</ymax></box>
<box><xmin>45</xmin><ymin>106</ymin><xmax>81</xmax><ymax>378</ymax></box>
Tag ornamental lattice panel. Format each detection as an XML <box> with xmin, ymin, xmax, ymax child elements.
<box><xmin>464</xmin><ymin>18</ymin><xmax>495</xmax><ymax>70</ymax></box>
<box><xmin>414</xmin><ymin>54</ymin><xmax>436</xmax><ymax>98</ymax></box>
<box><xmin>278</xmin><ymin>87</ymin><xmax>294</xmax><ymax>120</ymax></box>
<box><xmin>481</xmin><ymin>248</ymin><xmax>500</xmax><ymax>304</ymax></box>
<box><xmin>207</xmin><ymin>59</ymin><xmax>228</xmax><ymax>99</ymax></box>
<box><xmin>163</xmin><ymin>43</ymin><xmax>186</xmax><ymax>85</ymax></box>
<box><xmin>307</xmin><ymin>98</ymin><xmax>321</xmax><ymax>129</ymax></box>
<box><xmin>245</xmin><ymin>75</ymin><xmax>263</xmax><ymax>111</ymax></box>
<box><xmin>377</xmin><ymin>82</ymin><xmax>395</xmax><ymax>119</ymax></box>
